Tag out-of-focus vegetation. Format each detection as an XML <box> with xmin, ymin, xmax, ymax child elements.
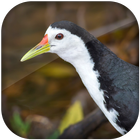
<box><xmin>10</xmin><ymin>111</ymin><xmax>31</xmax><ymax>137</ymax></box>
<box><xmin>58</xmin><ymin>101</ymin><xmax>84</xmax><ymax>134</ymax></box>
<box><xmin>2</xmin><ymin>2</ymin><xmax>138</xmax><ymax>139</ymax></box>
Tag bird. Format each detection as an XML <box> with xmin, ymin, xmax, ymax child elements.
<box><xmin>21</xmin><ymin>20</ymin><xmax>139</xmax><ymax>135</ymax></box>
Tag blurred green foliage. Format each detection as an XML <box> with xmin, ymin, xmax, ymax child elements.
<box><xmin>10</xmin><ymin>112</ymin><xmax>31</xmax><ymax>137</ymax></box>
<box><xmin>48</xmin><ymin>130</ymin><xmax>60</xmax><ymax>139</ymax></box>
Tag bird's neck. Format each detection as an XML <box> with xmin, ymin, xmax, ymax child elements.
<box><xmin>66</xmin><ymin>39</ymin><xmax>106</xmax><ymax>107</ymax></box>
<box><xmin>72</xmin><ymin>39</ymin><xmax>118</xmax><ymax>96</ymax></box>
<box><xmin>66</xmin><ymin>39</ymin><xmax>126</xmax><ymax>135</ymax></box>
<box><xmin>71</xmin><ymin>47</ymin><xmax>105</xmax><ymax>107</ymax></box>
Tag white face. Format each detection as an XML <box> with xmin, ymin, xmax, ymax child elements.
<box><xmin>45</xmin><ymin>26</ymin><xmax>87</xmax><ymax>64</ymax></box>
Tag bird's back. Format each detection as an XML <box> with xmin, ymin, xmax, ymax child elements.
<box><xmin>86</xmin><ymin>39</ymin><xmax>139</xmax><ymax>133</ymax></box>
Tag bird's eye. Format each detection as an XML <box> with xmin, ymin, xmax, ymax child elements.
<box><xmin>55</xmin><ymin>33</ymin><xmax>64</xmax><ymax>40</ymax></box>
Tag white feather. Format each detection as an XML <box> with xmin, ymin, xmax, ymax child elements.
<box><xmin>45</xmin><ymin>26</ymin><xmax>126</xmax><ymax>135</ymax></box>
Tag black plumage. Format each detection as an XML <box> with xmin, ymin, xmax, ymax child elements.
<box><xmin>51</xmin><ymin>21</ymin><xmax>93</xmax><ymax>43</ymax></box>
<box><xmin>86</xmin><ymin>39</ymin><xmax>139</xmax><ymax>132</ymax></box>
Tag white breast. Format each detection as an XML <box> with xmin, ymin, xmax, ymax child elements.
<box><xmin>72</xmin><ymin>52</ymin><xmax>126</xmax><ymax>135</ymax></box>
<box><xmin>60</xmin><ymin>40</ymin><xmax>127</xmax><ymax>134</ymax></box>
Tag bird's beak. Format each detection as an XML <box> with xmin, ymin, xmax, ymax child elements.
<box><xmin>20</xmin><ymin>34</ymin><xmax>50</xmax><ymax>62</ymax></box>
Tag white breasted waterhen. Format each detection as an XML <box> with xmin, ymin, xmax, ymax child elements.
<box><xmin>21</xmin><ymin>21</ymin><xmax>139</xmax><ymax>135</ymax></box>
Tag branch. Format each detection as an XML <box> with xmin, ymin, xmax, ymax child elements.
<box><xmin>90</xmin><ymin>17</ymin><xmax>136</xmax><ymax>38</ymax></box>
<box><xmin>58</xmin><ymin>108</ymin><xmax>108</xmax><ymax>139</ymax></box>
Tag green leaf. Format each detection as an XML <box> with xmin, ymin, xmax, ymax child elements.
<box><xmin>48</xmin><ymin>130</ymin><xmax>60</xmax><ymax>139</ymax></box>
<box><xmin>10</xmin><ymin>112</ymin><xmax>30</xmax><ymax>137</ymax></box>
<box><xmin>58</xmin><ymin>101</ymin><xmax>84</xmax><ymax>134</ymax></box>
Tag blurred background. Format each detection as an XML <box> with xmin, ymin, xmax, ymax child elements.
<box><xmin>2</xmin><ymin>2</ymin><xmax>139</xmax><ymax>139</ymax></box>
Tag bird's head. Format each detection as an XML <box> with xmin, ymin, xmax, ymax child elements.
<box><xmin>21</xmin><ymin>21</ymin><xmax>93</xmax><ymax>63</ymax></box>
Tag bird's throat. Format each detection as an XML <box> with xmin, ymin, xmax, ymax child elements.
<box><xmin>73</xmin><ymin>56</ymin><xmax>126</xmax><ymax>135</ymax></box>
<box><xmin>63</xmin><ymin>40</ymin><xmax>127</xmax><ymax>135</ymax></box>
